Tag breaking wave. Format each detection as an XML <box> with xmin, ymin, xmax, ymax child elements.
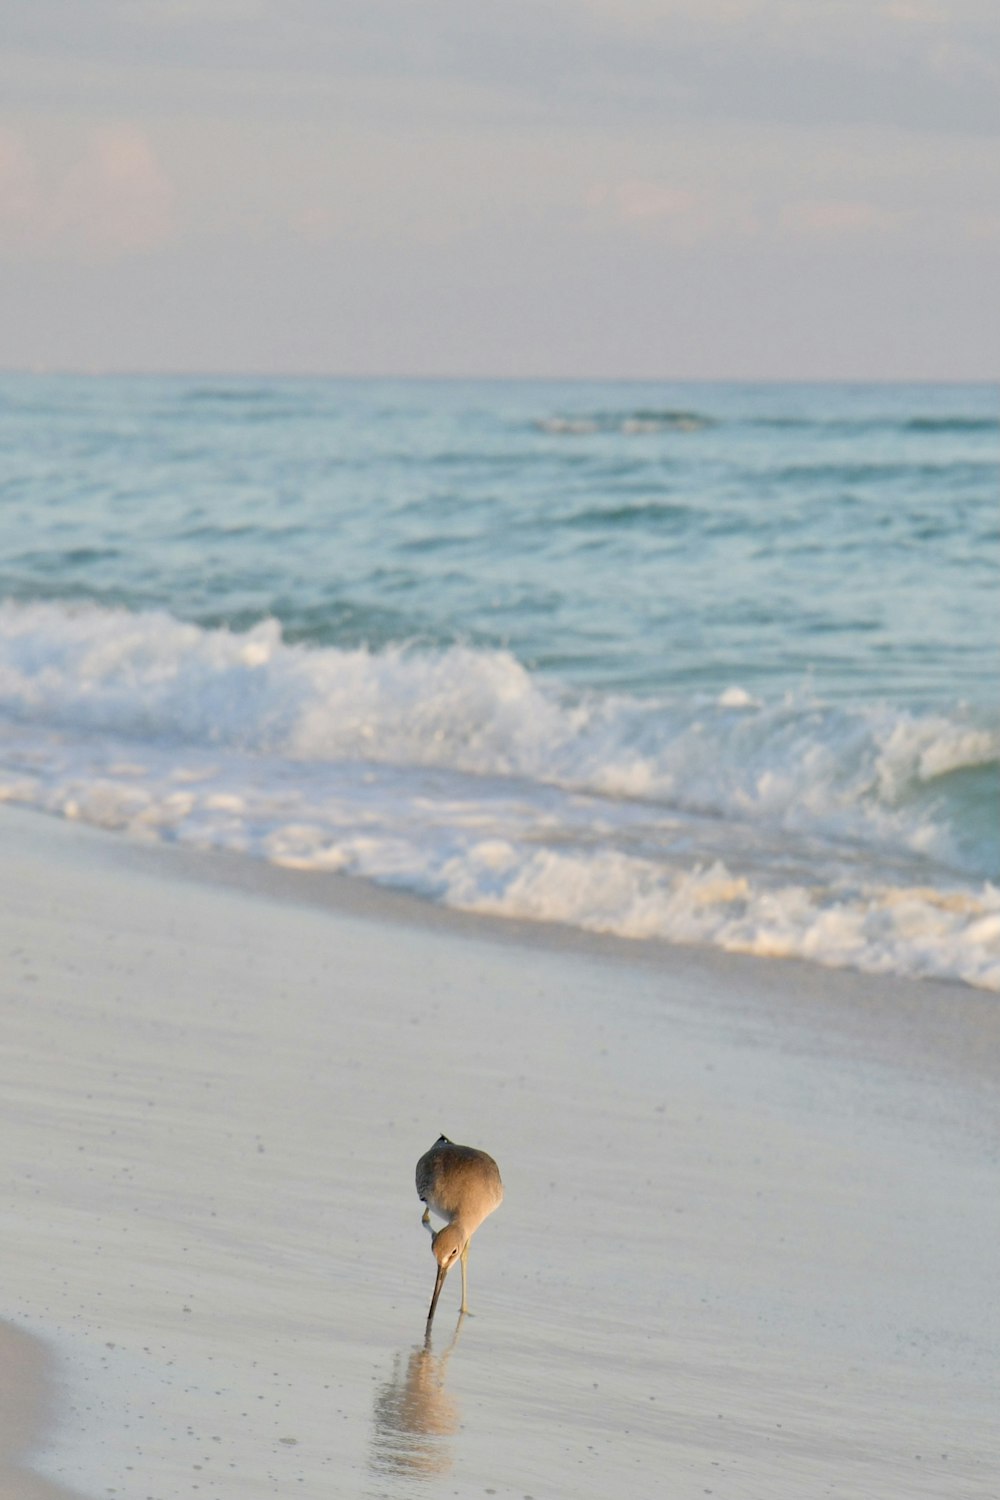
<box><xmin>1</xmin><ymin>599</ymin><xmax>997</xmax><ymax>990</ymax></box>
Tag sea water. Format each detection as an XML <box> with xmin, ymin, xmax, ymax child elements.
<box><xmin>1</xmin><ymin>375</ymin><xmax>997</xmax><ymax>988</ymax></box>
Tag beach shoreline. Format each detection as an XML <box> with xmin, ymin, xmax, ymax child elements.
<box><xmin>65</xmin><ymin>803</ymin><xmax>1000</xmax><ymax>1117</ymax></box>
<box><xmin>3</xmin><ymin>803</ymin><xmax>999</xmax><ymax>1498</ymax></box>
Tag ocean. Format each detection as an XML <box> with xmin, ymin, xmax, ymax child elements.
<box><xmin>1</xmin><ymin>374</ymin><xmax>997</xmax><ymax>989</ymax></box>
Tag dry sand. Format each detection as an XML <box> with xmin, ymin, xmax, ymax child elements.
<box><xmin>2</xmin><ymin>803</ymin><xmax>999</xmax><ymax>1499</ymax></box>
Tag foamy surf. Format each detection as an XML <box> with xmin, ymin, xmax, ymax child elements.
<box><xmin>1</xmin><ymin>599</ymin><xmax>996</xmax><ymax>991</ymax></box>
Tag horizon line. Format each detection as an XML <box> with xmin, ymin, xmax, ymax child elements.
<box><xmin>1</xmin><ymin>366</ymin><xmax>995</xmax><ymax>388</ymax></box>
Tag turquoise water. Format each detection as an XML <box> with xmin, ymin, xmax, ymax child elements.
<box><xmin>1</xmin><ymin>374</ymin><xmax>998</xmax><ymax>986</ymax></box>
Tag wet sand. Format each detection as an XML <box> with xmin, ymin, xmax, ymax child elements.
<box><xmin>2</xmin><ymin>804</ymin><xmax>999</xmax><ymax>1499</ymax></box>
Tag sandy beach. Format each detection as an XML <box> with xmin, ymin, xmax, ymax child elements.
<box><xmin>2</xmin><ymin>802</ymin><xmax>999</xmax><ymax>1499</ymax></box>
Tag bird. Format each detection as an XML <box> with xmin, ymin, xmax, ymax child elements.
<box><xmin>415</xmin><ymin>1134</ymin><xmax>503</xmax><ymax>1325</ymax></box>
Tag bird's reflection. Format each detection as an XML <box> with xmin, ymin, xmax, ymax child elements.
<box><xmin>369</xmin><ymin>1315</ymin><xmax>465</xmax><ymax>1479</ymax></box>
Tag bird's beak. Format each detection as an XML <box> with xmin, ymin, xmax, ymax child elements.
<box><xmin>426</xmin><ymin>1261</ymin><xmax>448</xmax><ymax>1325</ymax></box>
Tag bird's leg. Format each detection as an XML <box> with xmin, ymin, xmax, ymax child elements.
<box><xmin>459</xmin><ymin>1242</ymin><xmax>470</xmax><ymax>1315</ymax></box>
<box><xmin>421</xmin><ymin>1204</ymin><xmax>430</xmax><ymax>1225</ymax></box>
<box><xmin>442</xmin><ymin>1311</ymin><xmax>465</xmax><ymax>1359</ymax></box>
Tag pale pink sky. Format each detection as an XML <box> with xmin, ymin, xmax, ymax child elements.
<box><xmin>1</xmin><ymin>0</ymin><xmax>998</xmax><ymax>379</ymax></box>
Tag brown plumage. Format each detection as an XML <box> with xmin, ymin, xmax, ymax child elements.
<box><xmin>415</xmin><ymin>1134</ymin><xmax>503</xmax><ymax>1324</ymax></box>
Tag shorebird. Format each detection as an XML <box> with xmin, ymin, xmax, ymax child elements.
<box><xmin>415</xmin><ymin>1134</ymin><xmax>503</xmax><ymax>1325</ymax></box>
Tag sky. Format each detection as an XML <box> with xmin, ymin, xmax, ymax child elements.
<box><xmin>1</xmin><ymin>0</ymin><xmax>998</xmax><ymax>380</ymax></box>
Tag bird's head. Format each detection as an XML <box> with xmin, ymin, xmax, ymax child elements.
<box><xmin>426</xmin><ymin>1223</ymin><xmax>465</xmax><ymax>1325</ymax></box>
<box><xmin>431</xmin><ymin>1222</ymin><xmax>464</xmax><ymax>1271</ymax></box>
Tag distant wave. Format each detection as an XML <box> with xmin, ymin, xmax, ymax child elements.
<box><xmin>182</xmin><ymin>385</ymin><xmax>288</xmax><ymax>404</ymax></box>
<box><xmin>1</xmin><ymin>600</ymin><xmax>997</xmax><ymax>991</ymax></box>
<box><xmin>561</xmin><ymin>500</ymin><xmax>695</xmax><ymax>529</ymax></box>
<box><xmin>535</xmin><ymin>409</ymin><xmax>998</xmax><ymax>438</ymax></box>
<box><xmin>536</xmin><ymin>410</ymin><xmax>714</xmax><ymax>435</ymax></box>
<box><xmin>904</xmin><ymin>416</ymin><xmax>1000</xmax><ymax>433</ymax></box>
<box><xmin>773</xmin><ymin>459</ymin><xmax>994</xmax><ymax>484</ymax></box>
<box><xmin>752</xmin><ymin>414</ymin><xmax>1000</xmax><ymax>434</ymax></box>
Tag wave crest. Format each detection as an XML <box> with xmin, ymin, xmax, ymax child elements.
<box><xmin>0</xmin><ymin>599</ymin><xmax>995</xmax><ymax>867</ymax></box>
<box><xmin>1</xmin><ymin>599</ymin><xmax>997</xmax><ymax>989</ymax></box>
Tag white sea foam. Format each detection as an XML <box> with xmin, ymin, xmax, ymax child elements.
<box><xmin>1</xmin><ymin>600</ymin><xmax>997</xmax><ymax>990</ymax></box>
<box><xmin>535</xmin><ymin>410</ymin><xmax>712</xmax><ymax>435</ymax></box>
<box><xmin>438</xmin><ymin>847</ymin><xmax>1000</xmax><ymax>990</ymax></box>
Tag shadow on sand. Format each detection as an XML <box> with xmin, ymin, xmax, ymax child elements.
<box><xmin>0</xmin><ymin>1320</ymin><xmax>87</xmax><ymax>1499</ymax></box>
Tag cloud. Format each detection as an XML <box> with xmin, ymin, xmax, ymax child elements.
<box><xmin>586</xmin><ymin>175</ymin><xmax>911</xmax><ymax>248</ymax></box>
<box><xmin>882</xmin><ymin>0</ymin><xmax>947</xmax><ymax>22</ymax></box>
<box><xmin>779</xmin><ymin>197</ymin><xmax>900</xmax><ymax>237</ymax></box>
<box><xmin>0</xmin><ymin>134</ymin><xmax>37</xmax><ymax>231</ymax></box>
<box><xmin>0</xmin><ymin>124</ymin><xmax>174</xmax><ymax>259</ymax></box>
<box><xmin>612</xmin><ymin>181</ymin><xmax>701</xmax><ymax>224</ymax></box>
<box><xmin>963</xmin><ymin>209</ymin><xmax>1000</xmax><ymax>240</ymax></box>
<box><xmin>2</xmin><ymin>0</ymin><xmax>999</xmax><ymax>137</ymax></box>
<box><xmin>586</xmin><ymin>179</ymin><xmax>758</xmax><ymax>244</ymax></box>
